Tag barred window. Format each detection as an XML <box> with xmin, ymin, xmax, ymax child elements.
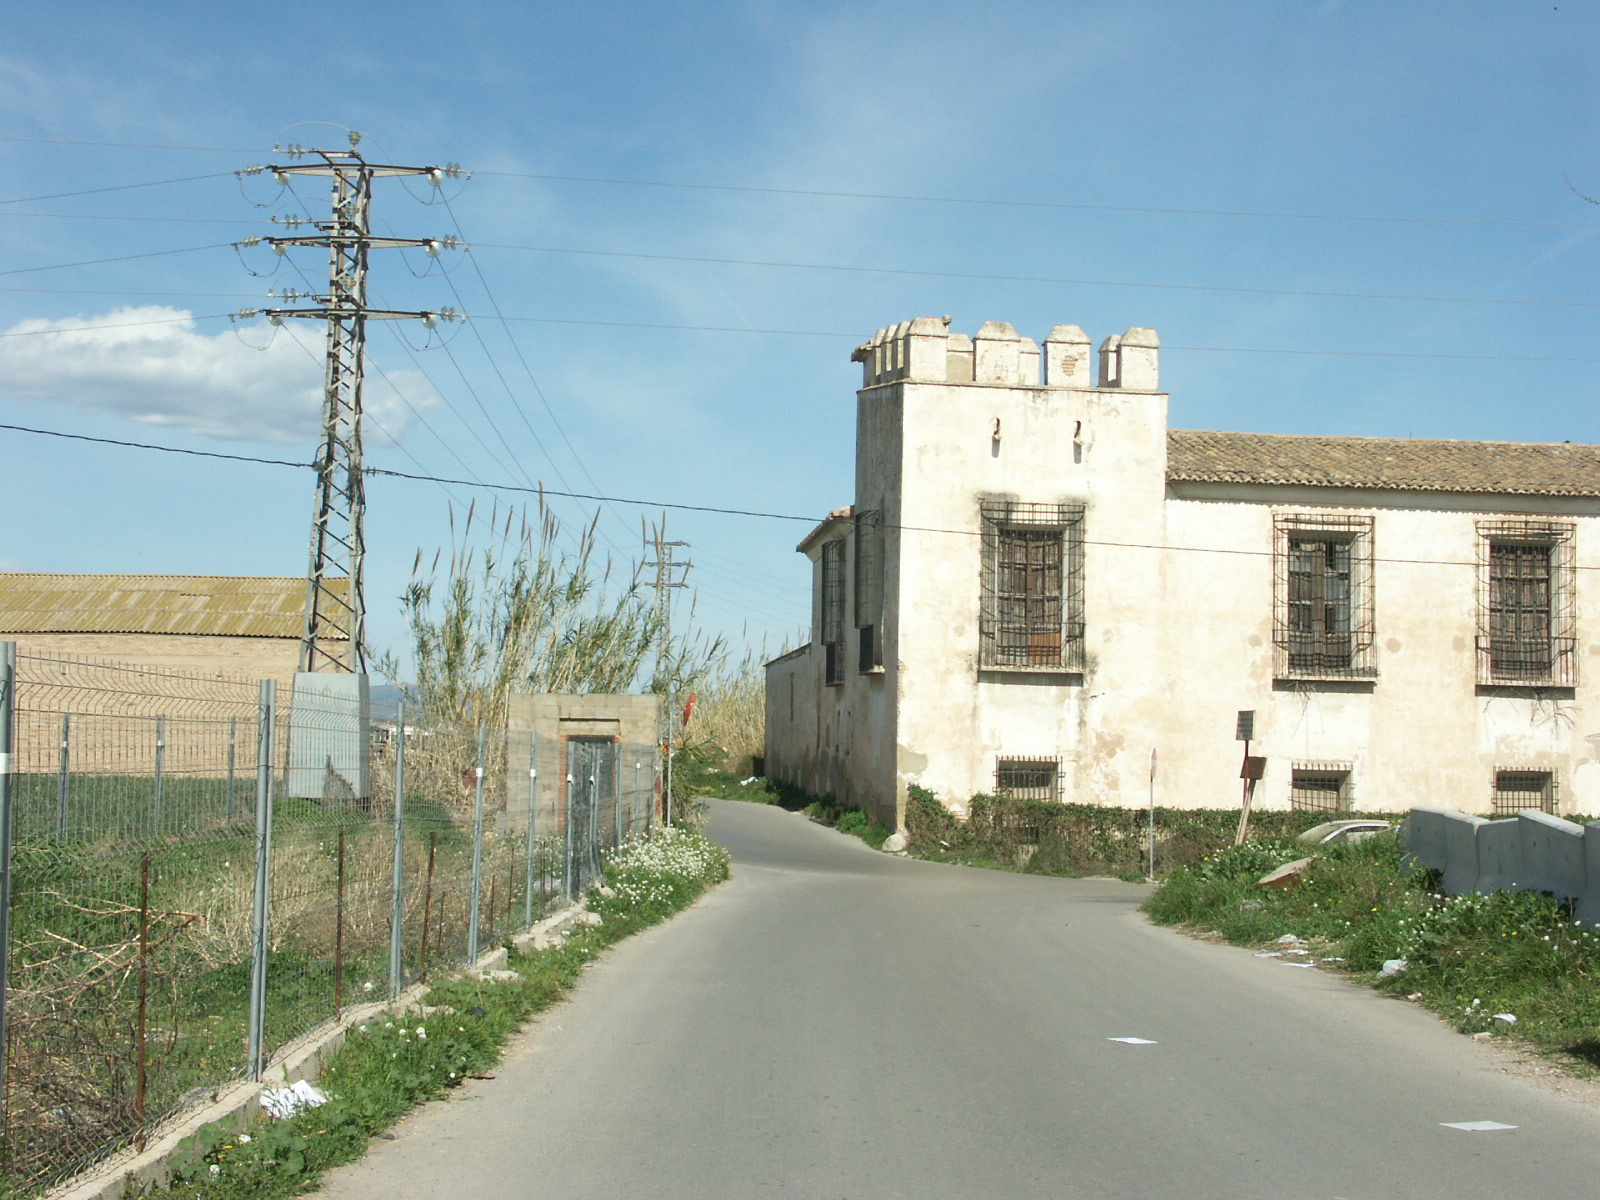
<box><xmin>1291</xmin><ymin>764</ymin><xmax>1350</xmax><ymax>814</ymax></box>
<box><xmin>995</xmin><ymin>756</ymin><xmax>1061</xmax><ymax>802</ymax></box>
<box><xmin>1273</xmin><ymin>514</ymin><xmax>1375</xmax><ymax>680</ymax></box>
<box><xmin>855</xmin><ymin>509</ymin><xmax>885</xmax><ymax>672</ymax></box>
<box><xmin>1493</xmin><ymin>769</ymin><xmax>1555</xmax><ymax>815</ymax></box>
<box><xmin>1478</xmin><ymin>521</ymin><xmax>1575</xmax><ymax>686</ymax></box>
<box><xmin>820</xmin><ymin>539</ymin><xmax>846</xmax><ymax>685</ymax></box>
<box><xmin>980</xmin><ymin>500</ymin><xmax>1085</xmax><ymax>670</ymax></box>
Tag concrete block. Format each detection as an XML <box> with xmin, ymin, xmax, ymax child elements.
<box><xmin>945</xmin><ymin>332</ymin><xmax>974</xmax><ymax>382</ymax></box>
<box><xmin>1043</xmin><ymin>325</ymin><xmax>1092</xmax><ymax>387</ymax></box>
<box><xmin>974</xmin><ymin>321</ymin><xmax>1022</xmax><ymax>384</ymax></box>
<box><xmin>1402</xmin><ymin>806</ymin><xmax>1485</xmax><ymax>895</ymax></box>
<box><xmin>1017</xmin><ymin>337</ymin><xmax>1041</xmax><ymax>386</ymax></box>
<box><xmin>905</xmin><ymin>316</ymin><xmax>949</xmax><ymax>380</ymax></box>
<box><xmin>1097</xmin><ymin>334</ymin><xmax>1122</xmax><ymax>387</ymax></box>
<box><xmin>1517</xmin><ymin>810</ymin><xmax>1586</xmax><ymax>901</ymax></box>
<box><xmin>287</xmin><ymin>671</ymin><xmax>370</xmax><ymax>799</ymax></box>
<box><xmin>1117</xmin><ymin>326</ymin><xmax>1161</xmax><ymax>390</ymax></box>
<box><xmin>1580</xmin><ymin>821</ymin><xmax>1600</xmax><ymax>926</ymax></box>
<box><xmin>1475</xmin><ymin>818</ymin><xmax>1522</xmax><ymax>894</ymax></box>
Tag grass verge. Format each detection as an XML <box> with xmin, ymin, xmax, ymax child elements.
<box><xmin>129</xmin><ymin>829</ymin><xmax>731</xmax><ymax>1200</ymax></box>
<box><xmin>1142</xmin><ymin>834</ymin><xmax>1600</xmax><ymax>1068</ymax></box>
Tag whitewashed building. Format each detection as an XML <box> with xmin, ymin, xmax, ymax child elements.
<box><xmin>763</xmin><ymin>316</ymin><xmax>1600</xmax><ymax>829</ymax></box>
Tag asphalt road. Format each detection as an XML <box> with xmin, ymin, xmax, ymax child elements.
<box><xmin>320</xmin><ymin>800</ymin><xmax>1600</xmax><ymax>1199</ymax></box>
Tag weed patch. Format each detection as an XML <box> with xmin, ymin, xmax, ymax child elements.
<box><xmin>124</xmin><ymin>830</ymin><xmax>730</xmax><ymax>1200</ymax></box>
<box><xmin>1143</xmin><ymin>834</ymin><xmax>1600</xmax><ymax>1066</ymax></box>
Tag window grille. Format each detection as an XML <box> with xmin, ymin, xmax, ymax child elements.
<box><xmin>1290</xmin><ymin>764</ymin><xmax>1351</xmax><ymax>813</ymax></box>
<box><xmin>979</xmin><ymin>500</ymin><xmax>1085</xmax><ymax>670</ymax></box>
<box><xmin>1272</xmin><ymin>513</ymin><xmax>1375</xmax><ymax>680</ymax></box>
<box><xmin>994</xmin><ymin>756</ymin><xmax>1061</xmax><ymax>802</ymax></box>
<box><xmin>820</xmin><ymin>539</ymin><xmax>846</xmax><ymax>685</ymax></box>
<box><xmin>855</xmin><ymin>509</ymin><xmax>885</xmax><ymax>671</ymax></box>
<box><xmin>1477</xmin><ymin>521</ymin><xmax>1576</xmax><ymax>686</ymax></box>
<box><xmin>1493</xmin><ymin>769</ymin><xmax>1555</xmax><ymax>815</ymax></box>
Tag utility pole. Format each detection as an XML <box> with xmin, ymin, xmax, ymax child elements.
<box><xmin>643</xmin><ymin>520</ymin><xmax>691</xmax><ymax>684</ymax></box>
<box><xmin>236</xmin><ymin>133</ymin><xmax>465</xmax><ymax>673</ymax></box>
<box><xmin>643</xmin><ymin>520</ymin><xmax>690</xmax><ymax>824</ymax></box>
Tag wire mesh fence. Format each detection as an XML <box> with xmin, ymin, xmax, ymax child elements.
<box><xmin>0</xmin><ymin>647</ymin><xmax>660</xmax><ymax>1197</ymax></box>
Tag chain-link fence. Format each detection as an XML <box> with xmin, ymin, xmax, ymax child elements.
<box><xmin>0</xmin><ymin>647</ymin><xmax>660</xmax><ymax>1196</ymax></box>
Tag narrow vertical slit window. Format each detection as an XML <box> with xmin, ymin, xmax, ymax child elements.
<box><xmin>820</xmin><ymin>539</ymin><xmax>846</xmax><ymax>685</ymax></box>
<box><xmin>979</xmin><ymin>501</ymin><xmax>1084</xmax><ymax>670</ymax></box>
<box><xmin>855</xmin><ymin>509</ymin><xmax>885</xmax><ymax>672</ymax></box>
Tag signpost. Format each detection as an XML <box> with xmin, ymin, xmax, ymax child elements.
<box><xmin>1234</xmin><ymin>710</ymin><xmax>1266</xmax><ymax>846</ymax></box>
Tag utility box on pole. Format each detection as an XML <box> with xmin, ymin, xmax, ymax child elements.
<box><xmin>287</xmin><ymin>671</ymin><xmax>371</xmax><ymax>800</ymax></box>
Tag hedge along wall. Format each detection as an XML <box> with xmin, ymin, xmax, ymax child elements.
<box><xmin>903</xmin><ymin>787</ymin><xmax>1407</xmax><ymax>878</ymax></box>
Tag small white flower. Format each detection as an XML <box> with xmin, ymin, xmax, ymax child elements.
<box><xmin>416</xmin><ymin>1027</ymin><xmax>427</xmax><ymax>1039</ymax></box>
<box><xmin>238</xmin><ymin>1134</ymin><xmax>252</xmax><ymax>1144</ymax></box>
<box><xmin>210</xmin><ymin>1165</ymin><xmax>221</xmax><ymax>1178</ymax></box>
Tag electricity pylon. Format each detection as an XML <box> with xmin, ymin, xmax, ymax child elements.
<box><xmin>237</xmin><ymin>134</ymin><xmax>465</xmax><ymax>672</ymax></box>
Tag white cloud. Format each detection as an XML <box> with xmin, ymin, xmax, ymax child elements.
<box><xmin>0</xmin><ymin>307</ymin><xmax>439</xmax><ymax>445</ymax></box>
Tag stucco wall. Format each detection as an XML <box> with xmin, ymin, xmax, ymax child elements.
<box><xmin>765</xmin><ymin>316</ymin><xmax>1600</xmax><ymax>827</ymax></box>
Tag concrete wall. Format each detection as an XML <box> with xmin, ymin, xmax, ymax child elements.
<box><xmin>764</xmin><ymin>313</ymin><xmax>1600</xmax><ymax>830</ymax></box>
<box><xmin>505</xmin><ymin>693</ymin><xmax>661</xmax><ymax>836</ymax></box>
<box><xmin>1403</xmin><ymin>806</ymin><xmax>1600</xmax><ymax>925</ymax></box>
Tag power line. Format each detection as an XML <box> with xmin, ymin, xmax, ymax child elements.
<box><xmin>0</xmin><ymin>306</ymin><xmax>1593</xmax><ymax>363</ymax></box>
<box><xmin>0</xmin><ymin>135</ymin><xmax>268</xmax><ymax>152</ymax></box>
<box><xmin>478</xmin><ymin>242</ymin><xmax>1600</xmax><ymax>310</ymax></box>
<box><xmin>0</xmin><ymin>313</ymin><xmax>231</xmax><ymax>338</ymax></box>
<box><xmin>0</xmin><ymin>243</ymin><xmax>232</xmax><ymax>277</ymax></box>
<box><xmin>0</xmin><ymin>210</ymin><xmax>266</xmax><ymax>224</ymax></box>
<box><xmin>0</xmin><ymin>172</ymin><xmax>235</xmax><ymax>206</ymax></box>
<box><xmin>5</xmin><ymin>418</ymin><xmax>1599</xmax><ymax>572</ymax></box>
<box><xmin>477</xmin><ymin>169</ymin><xmax>1600</xmax><ymax>231</ymax></box>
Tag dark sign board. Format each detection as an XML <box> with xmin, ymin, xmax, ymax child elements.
<box><xmin>1236</xmin><ymin>710</ymin><xmax>1255</xmax><ymax>742</ymax></box>
<box><xmin>1239</xmin><ymin>756</ymin><xmax>1267</xmax><ymax>781</ymax></box>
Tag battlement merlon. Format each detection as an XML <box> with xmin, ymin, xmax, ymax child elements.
<box><xmin>852</xmin><ymin>319</ymin><xmax>1157</xmax><ymax>390</ymax></box>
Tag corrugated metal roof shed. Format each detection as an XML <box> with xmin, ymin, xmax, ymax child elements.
<box><xmin>1168</xmin><ymin>430</ymin><xmax>1600</xmax><ymax>497</ymax></box>
<box><xmin>0</xmin><ymin>574</ymin><xmax>347</xmax><ymax>639</ymax></box>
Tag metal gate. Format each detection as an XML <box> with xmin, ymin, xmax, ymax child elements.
<box><xmin>565</xmin><ymin>738</ymin><xmax>617</xmax><ymax>895</ymax></box>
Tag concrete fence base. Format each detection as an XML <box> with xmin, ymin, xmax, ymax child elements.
<box><xmin>1401</xmin><ymin>806</ymin><xmax>1600</xmax><ymax>924</ymax></box>
<box><xmin>47</xmin><ymin>904</ymin><xmax>582</xmax><ymax>1200</ymax></box>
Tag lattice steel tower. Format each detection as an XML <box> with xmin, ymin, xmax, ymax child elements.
<box><xmin>239</xmin><ymin>134</ymin><xmax>463</xmax><ymax>672</ymax></box>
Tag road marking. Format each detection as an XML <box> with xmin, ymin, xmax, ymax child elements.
<box><xmin>1107</xmin><ymin>1037</ymin><xmax>1157</xmax><ymax>1045</ymax></box>
<box><xmin>1441</xmin><ymin>1121</ymin><xmax>1518</xmax><ymax>1132</ymax></box>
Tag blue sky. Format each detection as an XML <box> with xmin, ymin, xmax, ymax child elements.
<box><xmin>1</xmin><ymin>1</ymin><xmax>1596</xmax><ymax>673</ymax></box>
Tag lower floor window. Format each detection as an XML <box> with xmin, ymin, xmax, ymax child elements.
<box><xmin>995</xmin><ymin>756</ymin><xmax>1060</xmax><ymax>802</ymax></box>
<box><xmin>1290</xmin><ymin>765</ymin><xmax>1350</xmax><ymax>813</ymax></box>
<box><xmin>1493</xmin><ymin>769</ymin><xmax>1555</xmax><ymax>815</ymax></box>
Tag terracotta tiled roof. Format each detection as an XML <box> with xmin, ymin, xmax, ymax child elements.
<box><xmin>0</xmin><ymin>574</ymin><xmax>342</xmax><ymax>638</ymax></box>
<box><xmin>1167</xmin><ymin>430</ymin><xmax>1600</xmax><ymax>498</ymax></box>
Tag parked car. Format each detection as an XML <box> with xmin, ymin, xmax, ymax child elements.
<box><xmin>1297</xmin><ymin>819</ymin><xmax>1393</xmax><ymax>846</ymax></box>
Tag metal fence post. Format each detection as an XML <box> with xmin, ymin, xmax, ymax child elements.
<box><xmin>569</xmin><ymin>764</ymin><xmax>582</xmax><ymax>908</ymax></box>
<box><xmin>225</xmin><ymin>715</ymin><xmax>237</xmax><ymax>825</ymax></box>
<box><xmin>633</xmin><ymin>757</ymin><xmax>642</xmax><ymax>840</ymax></box>
<box><xmin>152</xmin><ymin>715</ymin><xmax>166</xmax><ymax>836</ymax></box>
<box><xmin>0</xmin><ymin>643</ymin><xmax>17</xmax><ymax>1125</ymax></box>
<box><xmin>466</xmin><ymin>722</ymin><xmax>486</xmax><ymax>964</ymax></box>
<box><xmin>56</xmin><ymin>713</ymin><xmax>70</xmax><ymax>840</ymax></box>
<box><xmin>523</xmin><ymin>732</ymin><xmax>537</xmax><ymax>928</ymax></box>
<box><xmin>615</xmin><ymin>758</ymin><xmax>624</xmax><ymax>850</ymax></box>
<box><xmin>388</xmin><ymin>703</ymin><xmax>406</xmax><ymax>998</ymax></box>
<box><xmin>246</xmin><ymin>680</ymin><xmax>276</xmax><ymax>1081</ymax></box>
